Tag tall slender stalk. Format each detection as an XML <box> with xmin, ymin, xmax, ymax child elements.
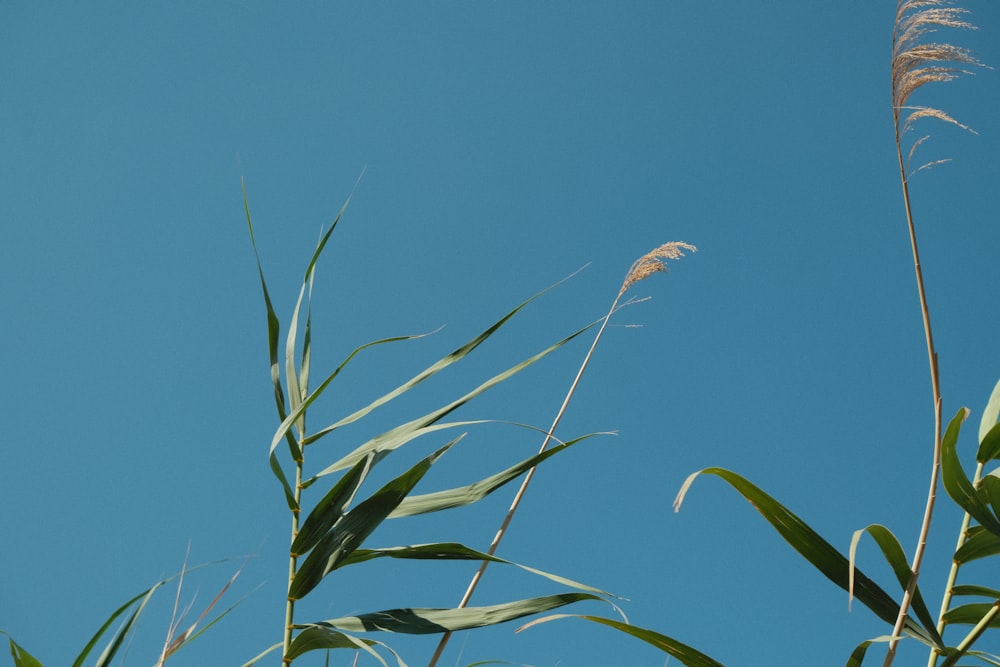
<box><xmin>885</xmin><ymin>2</ymin><xmax>983</xmax><ymax>664</ymax></box>
<box><xmin>284</xmin><ymin>456</ymin><xmax>304</xmax><ymax>664</ymax></box>
<box><xmin>427</xmin><ymin>242</ymin><xmax>695</xmax><ymax>667</ymax></box>
<box><xmin>884</xmin><ymin>113</ymin><xmax>944</xmax><ymax>667</ymax></box>
<box><xmin>929</xmin><ymin>458</ymin><xmax>985</xmax><ymax>667</ymax></box>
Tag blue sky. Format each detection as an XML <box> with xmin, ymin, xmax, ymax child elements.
<box><xmin>2</xmin><ymin>2</ymin><xmax>999</xmax><ymax>666</ymax></box>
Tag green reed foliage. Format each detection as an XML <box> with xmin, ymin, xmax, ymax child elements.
<box><xmin>657</xmin><ymin>3</ymin><xmax>998</xmax><ymax>666</ymax></box>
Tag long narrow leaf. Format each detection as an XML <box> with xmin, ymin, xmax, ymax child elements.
<box><xmin>284</xmin><ymin>627</ymin><xmax>390</xmax><ymax>665</ymax></box>
<box><xmin>952</xmin><ymin>585</ymin><xmax>1000</xmax><ymax>599</ymax></box>
<box><xmin>979</xmin><ymin>378</ymin><xmax>1000</xmax><ymax>445</ymax></box>
<box><xmin>941</xmin><ymin>408</ymin><xmax>1000</xmax><ymax>536</ymax></box>
<box><xmin>674</xmin><ymin>467</ymin><xmax>941</xmax><ymax>648</ymax></box>
<box><xmin>71</xmin><ymin>582</ymin><xmax>166</xmax><ymax>667</ymax></box>
<box><xmin>243</xmin><ymin>180</ymin><xmax>298</xmax><ymax>508</ymax></box>
<box><xmin>389</xmin><ymin>433</ymin><xmax>599</xmax><ymax>518</ymax></box>
<box><xmin>515</xmin><ymin>615</ymin><xmax>725</xmax><ymax>667</ymax></box>
<box><xmin>982</xmin><ymin>474</ymin><xmax>1000</xmax><ymax>522</ymax></box>
<box><xmin>290</xmin><ymin>440</ymin><xmax>458</xmax><ymax>600</ymax></box>
<box><xmin>955</xmin><ymin>526</ymin><xmax>1000</xmax><ymax>564</ymax></box>
<box><xmin>297</xmin><ymin>274</ymin><xmax>591</xmax><ymax>453</ymax></box>
<box><xmin>297</xmin><ymin>593</ymin><xmax>606</xmax><ymax>636</ymax></box>
<box><xmin>942</xmin><ymin>602</ymin><xmax>1000</xmax><ymax>628</ymax></box>
<box><xmin>849</xmin><ymin>524</ymin><xmax>938</xmax><ymax>641</ymax></box>
<box><xmin>966</xmin><ymin>650</ymin><xmax>1000</xmax><ymax>667</ymax></box>
<box><xmin>311</xmin><ymin>321</ymin><xmax>596</xmax><ymax>478</ymax></box>
<box><xmin>338</xmin><ymin>543</ymin><xmax>615</xmax><ymax>597</ymax></box>
<box><xmin>292</xmin><ymin>452</ymin><xmax>376</xmax><ymax>555</ymax></box>
<box><xmin>2</xmin><ymin>634</ymin><xmax>44</xmax><ymax>667</ymax></box>
<box><xmin>846</xmin><ymin>639</ymin><xmax>876</xmax><ymax>667</ymax></box>
<box><xmin>268</xmin><ymin>331</ymin><xmax>437</xmax><ymax>472</ymax></box>
<box><xmin>979</xmin><ymin>423</ymin><xmax>1000</xmax><ymax>464</ymax></box>
<box><xmin>238</xmin><ymin>642</ymin><xmax>282</xmax><ymax>667</ymax></box>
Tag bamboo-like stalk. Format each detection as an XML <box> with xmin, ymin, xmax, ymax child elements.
<box><xmin>884</xmin><ymin>115</ymin><xmax>944</xmax><ymax>666</ymax></box>
<box><xmin>427</xmin><ymin>243</ymin><xmax>695</xmax><ymax>667</ymax></box>
<box><xmin>928</xmin><ymin>459</ymin><xmax>985</xmax><ymax>667</ymax></box>
<box><xmin>283</xmin><ymin>457</ymin><xmax>304</xmax><ymax>665</ymax></box>
<box><xmin>885</xmin><ymin>2</ymin><xmax>983</xmax><ymax>664</ymax></box>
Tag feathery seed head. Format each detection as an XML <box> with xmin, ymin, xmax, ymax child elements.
<box><xmin>620</xmin><ymin>242</ymin><xmax>697</xmax><ymax>295</ymax></box>
<box><xmin>892</xmin><ymin>0</ymin><xmax>987</xmax><ymax>172</ymax></box>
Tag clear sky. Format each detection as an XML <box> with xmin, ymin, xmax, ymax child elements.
<box><xmin>2</xmin><ymin>3</ymin><xmax>999</xmax><ymax>666</ymax></box>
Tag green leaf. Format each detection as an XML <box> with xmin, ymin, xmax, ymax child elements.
<box><xmin>290</xmin><ymin>440</ymin><xmax>457</xmax><ymax>600</ymax></box>
<box><xmin>270</xmin><ymin>331</ymin><xmax>439</xmax><ymax>492</ymax></box>
<box><xmin>281</xmin><ymin>176</ymin><xmax>356</xmax><ymax>439</ymax></box>
<box><xmin>674</xmin><ymin>467</ymin><xmax>942</xmax><ymax>648</ymax></box>
<box><xmin>516</xmin><ymin>615</ymin><xmax>725</xmax><ymax>667</ymax></box>
<box><xmin>389</xmin><ymin>432</ymin><xmax>598</xmax><ymax>518</ymax></box>
<box><xmin>310</xmin><ymin>321</ymin><xmax>595</xmax><ymax>480</ymax></box>
<box><xmin>283</xmin><ymin>627</ymin><xmax>391</xmax><ymax>665</ymax></box>
<box><xmin>952</xmin><ymin>585</ymin><xmax>1000</xmax><ymax>598</ymax></box>
<box><xmin>3</xmin><ymin>634</ymin><xmax>44</xmax><ymax>667</ymax></box>
<box><xmin>845</xmin><ymin>639</ymin><xmax>875</xmax><ymax>667</ymax></box>
<box><xmin>966</xmin><ymin>650</ymin><xmax>1000</xmax><ymax>667</ymax></box>
<box><xmin>981</xmin><ymin>473</ymin><xmax>1000</xmax><ymax>521</ymax></box>
<box><xmin>978</xmin><ymin>423</ymin><xmax>1000</xmax><ymax>464</ymax></box>
<box><xmin>298</xmin><ymin>278</ymin><xmax>574</xmax><ymax>452</ymax></box>
<box><xmin>238</xmin><ymin>642</ymin><xmax>282</xmax><ymax>667</ymax></box>
<box><xmin>297</xmin><ymin>593</ymin><xmax>606</xmax><ymax>636</ymax></box>
<box><xmin>942</xmin><ymin>602</ymin><xmax>1000</xmax><ymax>628</ymax></box>
<box><xmin>243</xmin><ymin>180</ymin><xmax>298</xmax><ymax>509</ymax></box>
<box><xmin>292</xmin><ymin>452</ymin><xmax>375</xmax><ymax>555</ymax></box>
<box><xmin>941</xmin><ymin>408</ymin><xmax>1000</xmax><ymax>536</ymax></box>
<box><xmin>338</xmin><ymin>543</ymin><xmax>614</xmax><ymax>597</ymax></box>
<box><xmin>955</xmin><ymin>526</ymin><xmax>1000</xmax><ymax>564</ymax></box>
<box><xmin>849</xmin><ymin>524</ymin><xmax>938</xmax><ymax>642</ymax></box>
<box><xmin>979</xmin><ymin>378</ymin><xmax>1000</xmax><ymax>446</ymax></box>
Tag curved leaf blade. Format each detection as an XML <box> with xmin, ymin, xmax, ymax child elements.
<box><xmin>979</xmin><ymin>378</ymin><xmax>1000</xmax><ymax>446</ymax></box>
<box><xmin>339</xmin><ymin>542</ymin><xmax>615</xmax><ymax>597</ymax></box>
<box><xmin>238</xmin><ymin>642</ymin><xmax>282</xmax><ymax>667</ymax></box>
<box><xmin>674</xmin><ymin>467</ymin><xmax>941</xmax><ymax>648</ymax></box>
<box><xmin>952</xmin><ymin>585</ymin><xmax>1000</xmax><ymax>599</ymax></box>
<box><xmin>290</xmin><ymin>440</ymin><xmax>458</xmax><ymax>600</ymax></box>
<box><xmin>72</xmin><ymin>583</ymin><xmax>165</xmax><ymax>667</ymax></box>
<box><xmin>244</xmin><ymin>181</ymin><xmax>298</xmax><ymax>508</ymax></box>
<box><xmin>313</xmin><ymin>321</ymin><xmax>596</xmax><ymax>478</ymax></box>
<box><xmin>3</xmin><ymin>634</ymin><xmax>44</xmax><ymax>667</ymax></box>
<box><xmin>301</xmin><ymin>273</ymin><xmax>584</xmax><ymax>452</ymax></box>
<box><xmin>954</xmin><ymin>526</ymin><xmax>1000</xmax><ymax>565</ymax></box>
<box><xmin>516</xmin><ymin>615</ymin><xmax>725</xmax><ymax>667</ymax></box>
<box><xmin>300</xmin><ymin>593</ymin><xmax>606</xmax><ymax>635</ymax></box>
<box><xmin>849</xmin><ymin>524</ymin><xmax>938</xmax><ymax>641</ymax></box>
<box><xmin>284</xmin><ymin>627</ymin><xmax>388</xmax><ymax>665</ymax></box>
<box><xmin>978</xmin><ymin>423</ymin><xmax>1000</xmax><ymax>464</ymax></box>
<box><xmin>269</xmin><ymin>331</ymin><xmax>436</xmax><ymax>468</ymax></box>
<box><xmin>389</xmin><ymin>433</ymin><xmax>599</xmax><ymax>518</ymax></box>
<box><xmin>942</xmin><ymin>602</ymin><xmax>1000</xmax><ymax>628</ymax></box>
<box><xmin>292</xmin><ymin>452</ymin><xmax>375</xmax><ymax>555</ymax></box>
<box><xmin>941</xmin><ymin>408</ymin><xmax>1000</xmax><ymax>536</ymax></box>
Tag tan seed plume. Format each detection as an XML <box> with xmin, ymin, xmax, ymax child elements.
<box><xmin>620</xmin><ymin>241</ymin><xmax>697</xmax><ymax>295</ymax></box>
<box><xmin>891</xmin><ymin>0</ymin><xmax>987</xmax><ymax>172</ymax></box>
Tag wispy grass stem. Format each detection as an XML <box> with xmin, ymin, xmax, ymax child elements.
<box><xmin>427</xmin><ymin>243</ymin><xmax>695</xmax><ymax>667</ymax></box>
<box><xmin>885</xmin><ymin>1</ymin><xmax>984</xmax><ymax>663</ymax></box>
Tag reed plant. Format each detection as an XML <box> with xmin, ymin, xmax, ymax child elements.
<box><xmin>3</xmin><ymin>2</ymin><xmax>995</xmax><ymax>666</ymax></box>
<box><xmin>660</xmin><ymin>2</ymin><xmax>999</xmax><ymax>665</ymax></box>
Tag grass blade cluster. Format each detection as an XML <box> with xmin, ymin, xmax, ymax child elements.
<box><xmin>242</xmin><ymin>182</ymin><xmax>633</xmax><ymax>665</ymax></box>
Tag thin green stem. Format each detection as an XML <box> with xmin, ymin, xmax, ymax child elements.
<box><xmin>939</xmin><ymin>600</ymin><xmax>1000</xmax><ymax>667</ymax></box>
<box><xmin>884</xmin><ymin>110</ymin><xmax>944</xmax><ymax>667</ymax></box>
<box><xmin>926</xmin><ymin>460</ymin><xmax>986</xmax><ymax>667</ymax></box>
<box><xmin>426</xmin><ymin>291</ymin><xmax>626</xmax><ymax>667</ymax></box>
<box><xmin>428</xmin><ymin>242</ymin><xmax>694</xmax><ymax>667</ymax></box>
<box><xmin>283</xmin><ymin>452</ymin><xmax>304</xmax><ymax>665</ymax></box>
